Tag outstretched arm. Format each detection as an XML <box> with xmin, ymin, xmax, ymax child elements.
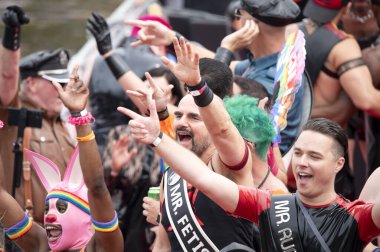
<box><xmin>125</xmin><ymin>19</ymin><xmax>215</xmax><ymax>59</ymax></box>
<box><xmin>87</xmin><ymin>12</ymin><xmax>149</xmax><ymax>114</ymax></box>
<box><xmin>162</xmin><ymin>37</ymin><xmax>251</xmax><ymax>182</ymax></box>
<box><xmin>0</xmin><ymin>6</ymin><xmax>29</xmax><ymax>105</ymax></box>
<box><xmin>52</xmin><ymin>67</ymin><xmax>123</xmax><ymax>251</ymax></box>
<box><xmin>117</xmin><ymin>89</ymin><xmax>240</xmax><ymax>213</ymax></box>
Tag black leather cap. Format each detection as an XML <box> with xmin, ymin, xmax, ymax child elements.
<box><xmin>20</xmin><ymin>49</ymin><xmax>70</xmax><ymax>83</ymax></box>
<box><xmin>240</xmin><ymin>0</ymin><xmax>300</xmax><ymax>26</ymax></box>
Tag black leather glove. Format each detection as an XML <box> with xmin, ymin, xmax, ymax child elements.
<box><xmin>87</xmin><ymin>12</ymin><xmax>112</xmax><ymax>55</ymax></box>
<box><xmin>2</xmin><ymin>5</ymin><xmax>29</xmax><ymax>51</ymax></box>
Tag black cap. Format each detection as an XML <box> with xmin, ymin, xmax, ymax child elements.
<box><xmin>240</xmin><ymin>0</ymin><xmax>300</xmax><ymax>26</ymax></box>
<box><xmin>20</xmin><ymin>49</ymin><xmax>70</xmax><ymax>83</ymax></box>
<box><xmin>303</xmin><ymin>0</ymin><xmax>350</xmax><ymax>24</ymax></box>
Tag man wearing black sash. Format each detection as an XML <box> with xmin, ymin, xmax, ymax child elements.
<box><xmin>125</xmin><ymin>82</ymin><xmax>380</xmax><ymax>252</ymax></box>
<box><xmin>119</xmin><ymin>42</ymin><xmax>288</xmax><ymax>251</ymax></box>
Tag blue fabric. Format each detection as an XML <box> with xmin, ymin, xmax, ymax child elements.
<box><xmin>235</xmin><ymin>52</ymin><xmax>304</xmax><ymax>154</ymax></box>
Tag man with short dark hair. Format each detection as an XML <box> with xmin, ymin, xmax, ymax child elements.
<box><xmin>125</xmin><ymin>0</ymin><xmax>305</xmax><ymax>154</ymax></box>
<box><xmin>126</xmin><ymin>101</ymin><xmax>380</xmax><ymax>251</ymax></box>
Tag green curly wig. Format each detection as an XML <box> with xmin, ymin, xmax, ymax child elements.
<box><xmin>224</xmin><ymin>95</ymin><xmax>274</xmax><ymax>161</ymax></box>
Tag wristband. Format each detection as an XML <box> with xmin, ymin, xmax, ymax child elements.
<box><xmin>71</xmin><ymin>109</ymin><xmax>88</xmax><ymax>117</ymax></box>
<box><xmin>214</xmin><ymin>47</ymin><xmax>233</xmax><ymax>66</ymax></box>
<box><xmin>68</xmin><ymin>112</ymin><xmax>95</xmax><ymax>126</ymax></box>
<box><xmin>4</xmin><ymin>213</ymin><xmax>33</xmax><ymax>240</ymax></box>
<box><xmin>76</xmin><ymin>131</ymin><xmax>96</xmax><ymax>142</ymax></box>
<box><xmin>105</xmin><ymin>53</ymin><xmax>131</xmax><ymax>79</ymax></box>
<box><xmin>158</xmin><ymin>108</ymin><xmax>170</xmax><ymax>121</ymax></box>
<box><xmin>186</xmin><ymin>79</ymin><xmax>214</xmax><ymax>107</ymax></box>
<box><xmin>2</xmin><ymin>26</ymin><xmax>20</xmax><ymax>51</ymax></box>
<box><xmin>150</xmin><ymin>131</ymin><xmax>163</xmax><ymax>147</ymax></box>
<box><xmin>91</xmin><ymin>211</ymin><xmax>119</xmax><ymax>233</ymax></box>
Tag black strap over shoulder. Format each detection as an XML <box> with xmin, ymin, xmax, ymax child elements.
<box><xmin>298</xmin><ymin>21</ymin><xmax>347</xmax><ymax>85</ymax></box>
<box><xmin>321</xmin><ymin>65</ymin><xmax>339</xmax><ymax>79</ymax></box>
<box><xmin>269</xmin><ymin>194</ymin><xmax>304</xmax><ymax>252</ymax></box>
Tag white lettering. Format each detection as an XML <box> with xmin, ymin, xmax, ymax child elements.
<box><xmin>177</xmin><ymin>214</ymin><xmax>189</xmax><ymax>225</ymax></box>
<box><xmin>275</xmin><ymin>200</ymin><xmax>290</xmax><ymax>225</ymax></box>
<box><xmin>181</xmin><ymin>223</ymin><xmax>193</xmax><ymax>236</ymax></box>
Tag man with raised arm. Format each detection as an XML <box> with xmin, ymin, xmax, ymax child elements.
<box><xmin>0</xmin><ymin>5</ymin><xmax>76</xmax><ymax>228</ymax></box>
<box><xmin>0</xmin><ymin>67</ymin><xmax>123</xmax><ymax>252</ymax></box>
<box><xmin>160</xmin><ymin>37</ymin><xmax>287</xmax><ymax>191</ymax></box>
<box><xmin>123</xmin><ymin>87</ymin><xmax>380</xmax><ymax>251</ymax></box>
<box><xmin>126</xmin><ymin>0</ymin><xmax>304</xmax><ymax>155</ymax></box>
<box><xmin>119</xmin><ymin>37</ymin><xmax>287</xmax><ymax>252</ymax></box>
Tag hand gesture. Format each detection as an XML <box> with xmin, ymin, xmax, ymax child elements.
<box><xmin>142</xmin><ymin>196</ymin><xmax>160</xmax><ymax>225</ymax></box>
<box><xmin>117</xmin><ymin>88</ymin><xmax>161</xmax><ymax>145</ymax></box>
<box><xmin>111</xmin><ymin>134</ymin><xmax>138</xmax><ymax>175</ymax></box>
<box><xmin>127</xmin><ymin>72</ymin><xmax>173</xmax><ymax>113</ymax></box>
<box><xmin>87</xmin><ymin>12</ymin><xmax>112</xmax><ymax>55</ymax></box>
<box><xmin>221</xmin><ymin>20</ymin><xmax>259</xmax><ymax>53</ymax></box>
<box><xmin>2</xmin><ymin>5</ymin><xmax>29</xmax><ymax>27</ymax></box>
<box><xmin>125</xmin><ymin>19</ymin><xmax>175</xmax><ymax>47</ymax></box>
<box><xmin>52</xmin><ymin>66</ymin><xmax>89</xmax><ymax>113</ymax></box>
<box><xmin>161</xmin><ymin>37</ymin><xmax>201</xmax><ymax>86</ymax></box>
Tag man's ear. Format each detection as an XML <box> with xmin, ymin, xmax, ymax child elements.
<box><xmin>25</xmin><ymin>76</ymin><xmax>37</xmax><ymax>92</ymax></box>
<box><xmin>258</xmin><ymin>97</ymin><xmax>268</xmax><ymax>110</ymax></box>
<box><xmin>334</xmin><ymin>156</ymin><xmax>345</xmax><ymax>174</ymax></box>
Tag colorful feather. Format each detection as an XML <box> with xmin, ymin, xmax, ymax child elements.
<box><xmin>270</xmin><ymin>30</ymin><xmax>306</xmax><ymax>144</ymax></box>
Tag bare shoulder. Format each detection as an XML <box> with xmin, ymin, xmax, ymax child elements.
<box><xmin>360</xmin><ymin>167</ymin><xmax>380</xmax><ymax>203</ymax></box>
<box><xmin>330</xmin><ymin>37</ymin><xmax>362</xmax><ymax>66</ymax></box>
<box><xmin>362</xmin><ymin>44</ymin><xmax>380</xmax><ymax>88</ymax></box>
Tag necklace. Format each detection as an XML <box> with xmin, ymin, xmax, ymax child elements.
<box><xmin>257</xmin><ymin>166</ymin><xmax>271</xmax><ymax>189</ymax></box>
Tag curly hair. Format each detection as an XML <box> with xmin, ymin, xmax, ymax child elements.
<box><xmin>224</xmin><ymin>95</ymin><xmax>274</xmax><ymax>160</ymax></box>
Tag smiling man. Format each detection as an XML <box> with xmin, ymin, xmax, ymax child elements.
<box><xmin>126</xmin><ymin>97</ymin><xmax>380</xmax><ymax>251</ymax></box>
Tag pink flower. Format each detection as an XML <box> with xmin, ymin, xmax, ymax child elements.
<box><xmin>0</xmin><ymin>120</ymin><xmax>4</xmax><ymax>128</ymax></box>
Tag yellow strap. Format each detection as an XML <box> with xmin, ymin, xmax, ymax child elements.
<box><xmin>76</xmin><ymin>131</ymin><xmax>95</xmax><ymax>142</ymax></box>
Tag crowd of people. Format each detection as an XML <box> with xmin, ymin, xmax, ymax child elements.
<box><xmin>0</xmin><ymin>0</ymin><xmax>380</xmax><ymax>251</ymax></box>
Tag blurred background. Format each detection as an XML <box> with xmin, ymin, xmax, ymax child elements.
<box><xmin>0</xmin><ymin>0</ymin><xmax>123</xmax><ymax>56</ymax></box>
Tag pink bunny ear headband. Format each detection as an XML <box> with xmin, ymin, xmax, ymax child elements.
<box><xmin>25</xmin><ymin>146</ymin><xmax>93</xmax><ymax>251</ymax></box>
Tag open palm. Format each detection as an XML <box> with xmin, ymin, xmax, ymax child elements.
<box><xmin>161</xmin><ymin>37</ymin><xmax>201</xmax><ymax>86</ymax></box>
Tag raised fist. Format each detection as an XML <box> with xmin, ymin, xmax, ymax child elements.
<box><xmin>2</xmin><ymin>5</ymin><xmax>29</xmax><ymax>27</ymax></box>
<box><xmin>2</xmin><ymin>5</ymin><xmax>29</xmax><ymax>50</ymax></box>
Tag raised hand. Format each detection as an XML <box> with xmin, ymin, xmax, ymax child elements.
<box><xmin>52</xmin><ymin>65</ymin><xmax>89</xmax><ymax>113</ymax></box>
<box><xmin>2</xmin><ymin>5</ymin><xmax>29</xmax><ymax>50</ymax></box>
<box><xmin>2</xmin><ymin>5</ymin><xmax>29</xmax><ymax>27</ymax></box>
<box><xmin>127</xmin><ymin>72</ymin><xmax>173</xmax><ymax>113</ymax></box>
<box><xmin>117</xmin><ymin>88</ymin><xmax>161</xmax><ymax>145</ymax></box>
<box><xmin>125</xmin><ymin>19</ymin><xmax>175</xmax><ymax>47</ymax></box>
<box><xmin>220</xmin><ymin>20</ymin><xmax>259</xmax><ymax>53</ymax></box>
<box><xmin>87</xmin><ymin>12</ymin><xmax>112</xmax><ymax>55</ymax></box>
<box><xmin>111</xmin><ymin>134</ymin><xmax>138</xmax><ymax>175</ymax></box>
<box><xmin>161</xmin><ymin>37</ymin><xmax>201</xmax><ymax>86</ymax></box>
